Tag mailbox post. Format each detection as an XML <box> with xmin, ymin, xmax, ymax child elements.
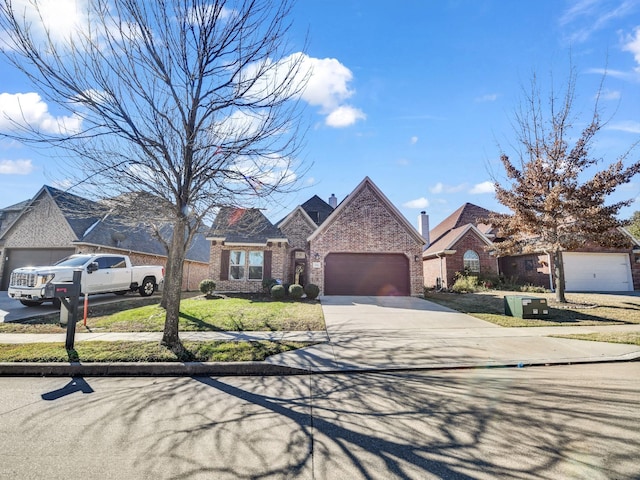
<box><xmin>45</xmin><ymin>269</ymin><xmax>82</xmax><ymax>350</ymax></box>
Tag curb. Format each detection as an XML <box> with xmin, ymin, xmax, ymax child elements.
<box><xmin>0</xmin><ymin>352</ymin><xmax>637</xmax><ymax>377</ymax></box>
<box><xmin>0</xmin><ymin>361</ymin><xmax>310</xmax><ymax>377</ymax></box>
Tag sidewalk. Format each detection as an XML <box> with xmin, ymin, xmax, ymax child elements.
<box><xmin>0</xmin><ymin>295</ymin><xmax>639</xmax><ymax>376</ymax></box>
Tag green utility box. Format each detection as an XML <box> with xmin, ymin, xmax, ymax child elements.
<box><xmin>504</xmin><ymin>295</ymin><xmax>550</xmax><ymax>319</ymax></box>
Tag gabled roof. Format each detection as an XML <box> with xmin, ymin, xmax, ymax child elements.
<box><xmin>277</xmin><ymin>205</ymin><xmax>318</xmax><ymax>231</ymax></box>
<box><xmin>423</xmin><ymin>224</ymin><xmax>494</xmax><ymax>257</ymax></box>
<box><xmin>429</xmin><ymin>203</ymin><xmax>495</xmax><ymax>245</ymax></box>
<box><xmin>308</xmin><ymin>177</ymin><xmax>425</xmax><ymax>244</ymax></box>
<box><xmin>300</xmin><ymin>195</ymin><xmax>334</xmax><ymax>226</ymax></box>
<box><xmin>45</xmin><ymin>185</ymin><xmax>107</xmax><ymax>239</ymax></box>
<box><xmin>207</xmin><ymin>207</ymin><xmax>287</xmax><ymax>244</ymax></box>
<box><xmin>1</xmin><ymin>185</ymin><xmax>210</xmax><ymax>262</ymax></box>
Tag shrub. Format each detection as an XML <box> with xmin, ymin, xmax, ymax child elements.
<box><xmin>304</xmin><ymin>283</ymin><xmax>320</xmax><ymax>300</ymax></box>
<box><xmin>451</xmin><ymin>275</ymin><xmax>479</xmax><ymax>293</ymax></box>
<box><xmin>262</xmin><ymin>277</ymin><xmax>278</xmax><ymax>293</ymax></box>
<box><xmin>521</xmin><ymin>284</ymin><xmax>547</xmax><ymax>293</ymax></box>
<box><xmin>199</xmin><ymin>279</ymin><xmax>216</xmax><ymax>297</ymax></box>
<box><xmin>270</xmin><ymin>284</ymin><xmax>285</xmax><ymax>300</ymax></box>
<box><xmin>288</xmin><ymin>284</ymin><xmax>304</xmax><ymax>299</ymax></box>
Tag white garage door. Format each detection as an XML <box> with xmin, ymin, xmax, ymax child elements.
<box><xmin>563</xmin><ymin>252</ymin><xmax>633</xmax><ymax>292</ymax></box>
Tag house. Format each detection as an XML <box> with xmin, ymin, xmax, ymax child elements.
<box><xmin>0</xmin><ymin>185</ymin><xmax>210</xmax><ymax>291</ymax></box>
<box><xmin>422</xmin><ymin>202</ymin><xmax>640</xmax><ymax>292</ymax></box>
<box><xmin>207</xmin><ymin>177</ymin><xmax>425</xmax><ymax>296</ymax></box>
<box><xmin>422</xmin><ymin>203</ymin><xmax>499</xmax><ymax>289</ymax></box>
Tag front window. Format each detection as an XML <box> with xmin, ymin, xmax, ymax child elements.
<box><xmin>248</xmin><ymin>251</ymin><xmax>264</xmax><ymax>280</ymax></box>
<box><xmin>463</xmin><ymin>250</ymin><xmax>480</xmax><ymax>273</ymax></box>
<box><xmin>229</xmin><ymin>251</ymin><xmax>246</xmax><ymax>280</ymax></box>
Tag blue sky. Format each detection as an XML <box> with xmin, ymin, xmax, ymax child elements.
<box><xmin>1</xmin><ymin>0</ymin><xmax>640</xmax><ymax>229</ymax></box>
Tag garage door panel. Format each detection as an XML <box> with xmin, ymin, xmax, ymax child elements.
<box><xmin>563</xmin><ymin>253</ymin><xmax>632</xmax><ymax>292</ymax></box>
<box><xmin>325</xmin><ymin>253</ymin><xmax>409</xmax><ymax>296</ymax></box>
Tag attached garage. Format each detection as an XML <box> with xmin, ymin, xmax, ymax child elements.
<box><xmin>1</xmin><ymin>248</ymin><xmax>75</xmax><ymax>290</ymax></box>
<box><xmin>325</xmin><ymin>253</ymin><xmax>410</xmax><ymax>296</ymax></box>
<box><xmin>563</xmin><ymin>252</ymin><xmax>633</xmax><ymax>292</ymax></box>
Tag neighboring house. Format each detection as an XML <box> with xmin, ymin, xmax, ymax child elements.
<box><xmin>422</xmin><ymin>203</ymin><xmax>499</xmax><ymax>289</ymax></box>
<box><xmin>422</xmin><ymin>202</ymin><xmax>640</xmax><ymax>292</ymax></box>
<box><xmin>0</xmin><ymin>185</ymin><xmax>210</xmax><ymax>291</ymax></box>
<box><xmin>207</xmin><ymin>177</ymin><xmax>426</xmax><ymax>296</ymax></box>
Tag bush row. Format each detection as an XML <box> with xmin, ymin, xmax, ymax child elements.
<box><xmin>198</xmin><ymin>278</ymin><xmax>320</xmax><ymax>300</ymax></box>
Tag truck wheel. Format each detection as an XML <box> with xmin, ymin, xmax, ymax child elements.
<box><xmin>139</xmin><ymin>278</ymin><xmax>155</xmax><ymax>297</ymax></box>
<box><xmin>19</xmin><ymin>299</ymin><xmax>43</xmax><ymax>307</ymax></box>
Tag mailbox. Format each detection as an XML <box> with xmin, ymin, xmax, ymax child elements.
<box><xmin>504</xmin><ymin>295</ymin><xmax>550</xmax><ymax>319</ymax></box>
<box><xmin>45</xmin><ymin>281</ymin><xmax>81</xmax><ymax>299</ymax></box>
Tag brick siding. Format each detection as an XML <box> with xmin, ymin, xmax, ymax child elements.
<box><xmin>308</xmin><ymin>183</ymin><xmax>424</xmax><ymax>296</ymax></box>
<box><xmin>209</xmin><ymin>241</ymin><xmax>287</xmax><ymax>293</ymax></box>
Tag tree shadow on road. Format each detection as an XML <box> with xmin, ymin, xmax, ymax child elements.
<box><xmin>20</xmin><ymin>365</ymin><xmax>640</xmax><ymax>479</ymax></box>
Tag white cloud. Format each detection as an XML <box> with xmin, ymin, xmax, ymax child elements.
<box><xmin>429</xmin><ymin>182</ymin><xmax>467</xmax><ymax>194</ymax></box>
<box><xmin>475</xmin><ymin>93</ymin><xmax>499</xmax><ymax>102</ymax></box>
<box><xmin>607</xmin><ymin>121</ymin><xmax>640</xmax><ymax>133</ymax></box>
<box><xmin>403</xmin><ymin>197</ymin><xmax>429</xmax><ymax>209</ymax></box>
<box><xmin>0</xmin><ymin>92</ymin><xmax>82</xmax><ymax>134</ymax></box>
<box><xmin>410</xmin><ymin>136</ymin><xmax>418</xmax><ymax>145</ymax></box>
<box><xmin>0</xmin><ymin>159</ymin><xmax>33</xmax><ymax>175</ymax></box>
<box><xmin>600</xmin><ymin>89</ymin><xmax>621</xmax><ymax>100</ymax></box>
<box><xmin>469</xmin><ymin>181</ymin><xmax>495</xmax><ymax>194</ymax></box>
<box><xmin>559</xmin><ymin>0</ymin><xmax>638</xmax><ymax>43</ymax></box>
<box><xmin>325</xmin><ymin>105</ymin><xmax>366</xmax><ymax>128</ymax></box>
<box><xmin>241</xmin><ymin>52</ymin><xmax>366</xmax><ymax>128</ymax></box>
<box><xmin>396</xmin><ymin>158</ymin><xmax>410</xmax><ymax>166</ymax></box>
<box><xmin>623</xmin><ymin>26</ymin><xmax>640</xmax><ymax>70</ymax></box>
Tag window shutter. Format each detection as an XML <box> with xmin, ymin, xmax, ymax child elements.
<box><xmin>264</xmin><ymin>250</ymin><xmax>272</xmax><ymax>279</ymax></box>
<box><xmin>220</xmin><ymin>250</ymin><xmax>230</xmax><ymax>281</ymax></box>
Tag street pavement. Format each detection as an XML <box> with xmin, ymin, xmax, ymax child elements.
<box><xmin>0</xmin><ymin>295</ymin><xmax>639</xmax><ymax>375</ymax></box>
<box><xmin>0</xmin><ymin>363</ymin><xmax>639</xmax><ymax>479</ymax></box>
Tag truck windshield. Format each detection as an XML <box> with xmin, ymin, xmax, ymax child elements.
<box><xmin>55</xmin><ymin>256</ymin><xmax>90</xmax><ymax>267</ymax></box>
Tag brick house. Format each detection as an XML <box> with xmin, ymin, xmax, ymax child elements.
<box><xmin>422</xmin><ymin>202</ymin><xmax>640</xmax><ymax>292</ymax></box>
<box><xmin>207</xmin><ymin>177</ymin><xmax>425</xmax><ymax>296</ymax></box>
<box><xmin>422</xmin><ymin>203</ymin><xmax>499</xmax><ymax>289</ymax></box>
<box><xmin>0</xmin><ymin>185</ymin><xmax>210</xmax><ymax>291</ymax></box>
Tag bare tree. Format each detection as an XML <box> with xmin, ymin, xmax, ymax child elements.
<box><xmin>0</xmin><ymin>0</ymin><xmax>309</xmax><ymax>353</ymax></box>
<box><xmin>490</xmin><ymin>68</ymin><xmax>640</xmax><ymax>303</ymax></box>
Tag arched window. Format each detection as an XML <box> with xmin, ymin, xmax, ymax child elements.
<box><xmin>463</xmin><ymin>250</ymin><xmax>480</xmax><ymax>273</ymax></box>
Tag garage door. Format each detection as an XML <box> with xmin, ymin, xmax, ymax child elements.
<box><xmin>325</xmin><ymin>253</ymin><xmax>410</xmax><ymax>296</ymax></box>
<box><xmin>563</xmin><ymin>252</ymin><xmax>633</xmax><ymax>292</ymax></box>
<box><xmin>1</xmin><ymin>248</ymin><xmax>75</xmax><ymax>290</ymax></box>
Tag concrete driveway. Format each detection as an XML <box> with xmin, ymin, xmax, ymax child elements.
<box><xmin>267</xmin><ymin>295</ymin><xmax>640</xmax><ymax>372</ymax></box>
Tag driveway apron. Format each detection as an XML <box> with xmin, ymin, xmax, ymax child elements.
<box><xmin>266</xmin><ymin>296</ymin><xmax>640</xmax><ymax>372</ymax></box>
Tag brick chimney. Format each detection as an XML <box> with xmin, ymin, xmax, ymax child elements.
<box><xmin>328</xmin><ymin>193</ymin><xmax>337</xmax><ymax>209</ymax></box>
<box><xmin>418</xmin><ymin>211</ymin><xmax>430</xmax><ymax>247</ymax></box>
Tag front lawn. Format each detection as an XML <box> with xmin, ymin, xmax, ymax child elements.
<box><xmin>0</xmin><ymin>294</ymin><xmax>325</xmax><ymax>334</ymax></box>
<box><xmin>424</xmin><ymin>290</ymin><xmax>640</xmax><ymax>327</ymax></box>
<box><xmin>0</xmin><ymin>340</ymin><xmax>310</xmax><ymax>362</ymax></box>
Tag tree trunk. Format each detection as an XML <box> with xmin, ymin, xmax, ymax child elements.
<box><xmin>161</xmin><ymin>216</ymin><xmax>187</xmax><ymax>354</ymax></box>
<box><xmin>552</xmin><ymin>249</ymin><xmax>567</xmax><ymax>303</ymax></box>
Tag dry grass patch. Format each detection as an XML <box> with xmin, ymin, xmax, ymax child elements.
<box><xmin>0</xmin><ymin>340</ymin><xmax>312</xmax><ymax>362</ymax></box>
<box><xmin>424</xmin><ymin>290</ymin><xmax>640</xmax><ymax>327</ymax></box>
<box><xmin>551</xmin><ymin>332</ymin><xmax>640</xmax><ymax>346</ymax></box>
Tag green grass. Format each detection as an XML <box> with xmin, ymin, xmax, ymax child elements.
<box><xmin>424</xmin><ymin>290</ymin><xmax>640</xmax><ymax>327</ymax></box>
<box><xmin>0</xmin><ymin>340</ymin><xmax>311</xmax><ymax>362</ymax></box>
<box><xmin>0</xmin><ymin>294</ymin><xmax>325</xmax><ymax>333</ymax></box>
<box><xmin>552</xmin><ymin>332</ymin><xmax>640</xmax><ymax>346</ymax></box>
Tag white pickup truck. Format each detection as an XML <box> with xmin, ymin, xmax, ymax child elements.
<box><xmin>7</xmin><ymin>254</ymin><xmax>164</xmax><ymax>306</ymax></box>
